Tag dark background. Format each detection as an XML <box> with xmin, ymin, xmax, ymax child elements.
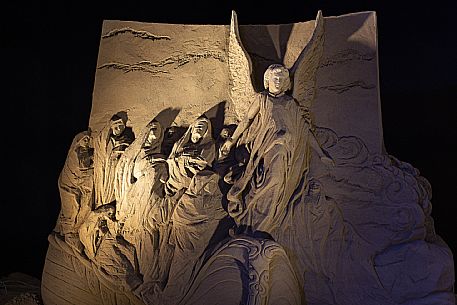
<box><xmin>1</xmin><ymin>0</ymin><xmax>456</xmax><ymax>282</ymax></box>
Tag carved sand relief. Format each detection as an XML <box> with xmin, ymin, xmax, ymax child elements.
<box><xmin>42</xmin><ymin>10</ymin><xmax>455</xmax><ymax>305</ymax></box>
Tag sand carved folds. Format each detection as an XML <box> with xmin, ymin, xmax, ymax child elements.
<box><xmin>42</xmin><ymin>10</ymin><xmax>455</xmax><ymax>305</ymax></box>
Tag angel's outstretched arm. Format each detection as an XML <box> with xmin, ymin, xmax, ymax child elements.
<box><xmin>219</xmin><ymin>98</ymin><xmax>260</xmax><ymax>158</ymax></box>
<box><xmin>231</xmin><ymin>100</ymin><xmax>260</xmax><ymax>143</ymax></box>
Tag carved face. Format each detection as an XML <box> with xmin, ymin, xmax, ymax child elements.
<box><xmin>190</xmin><ymin>120</ymin><xmax>208</xmax><ymax>144</ymax></box>
<box><xmin>106</xmin><ymin>208</ymin><xmax>115</xmax><ymax>220</ymax></box>
<box><xmin>79</xmin><ymin>135</ymin><xmax>91</xmax><ymax>148</ymax></box>
<box><xmin>145</xmin><ymin>122</ymin><xmax>162</xmax><ymax>146</ymax></box>
<box><xmin>219</xmin><ymin>128</ymin><xmax>232</xmax><ymax>140</ymax></box>
<box><xmin>268</xmin><ymin>68</ymin><xmax>289</xmax><ymax>95</ymax></box>
<box><xmin>111</xmin><ymin>119</ymin><xmax>126</xmax><ymax>136</ymax></box>
<box><xmin>308</xmin><ymin>180</ymin><xmax>321</xmax><ymax>196</ymax></box>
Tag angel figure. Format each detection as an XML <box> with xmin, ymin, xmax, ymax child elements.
<box><xmin>219</xmin><ymin>11</ymin><xmax>334</xmax><ymax>234</ymax></box>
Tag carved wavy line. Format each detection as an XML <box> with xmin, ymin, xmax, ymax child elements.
<box><xmin>319</xmin><ymin>49</ymin><xmax>375</xmax><ymax>68</ymax></box>
<box><xmin>319</xmin><ymin>81</ymin><xmax>375</xmax><ymax>94</ymax></box>
<box><xmin>181</xmin><ymin>262</ymin><xmax>244</xmax><ymax>303</ymax></box>
<box><xmin>98</xmin><ymin>51</ymin><xmax>226</xmax><ymax>74</ymax></box>
<box><xmin>101</xmin><ymin>27</ymin><xmax>171</xmax><ymax>40</ymax></box>
<box><xmin>97</xmin><ymin>62</ymin><xmax>169</xmax><ymax>75</ymax></box>
<box><xmin>323</xmin><ymin>169</ymin><xmax>380</xmax><ymax>193</ymax></box>
<box><xmin>188</xmin><ymin>278</ymin><xmax>245</xmax><ymax>300</ymax></box>
<box><xmin>172</xmin><ymin>51</ymin><xmax>226</xmax><ymax>67</ymax></box>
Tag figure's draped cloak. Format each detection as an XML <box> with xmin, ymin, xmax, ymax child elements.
<box><xmin>57</xmin><ymin>131</ymin><xmax>94</xmax><ymax>234</ymax></box>
<box><xmin>227</xmin><ymin>92</ymin><xmax>311</xmax><ymax>233</ymax></box>
<box><xmin>112</xmin><ymin>122</ymin><xmax>170</xmax><ymax>285</ymax></box>
<box><xmin>165</xmin><ymin>117</ymin><xmax>215</xmax><ymax>195</ymax></box>
<box><xmin>94</xmin><ymin>124</ymin><xmax>134</xmax><ymax>207</ymax></box>
<box><xmin>114</xmin><ymin>122</ymin><xmax>165</xmax><ymax>224</ymax></box>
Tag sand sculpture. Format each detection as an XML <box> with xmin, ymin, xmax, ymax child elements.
<box><xmin>42</xmin><ymin>11</ymin><xmax>455</xmax><ymax>305</ymax></box>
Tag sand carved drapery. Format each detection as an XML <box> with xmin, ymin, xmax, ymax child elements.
<box><xmin>113</xmin><ymin>119</ymin><xmax>170</xmax><ymax>292</ymax></box>
<box><xmin>115</xmin><ymin>119</ymin><xmax>166</xmax><ymax>224</ymax></box>
<box><xmin>165</xmin><ymin>117</ymin><xmax>216</xmax><ymax>196</ymax></box>
<box><xmin>219</xmin><ymin>11</ymin><xmax>335</xmax><ymax>235</ymax></box>
<box><xmin>94</xmin><ymin>113</ymin><xmax>135</xmax><ymax>208</ymax></box>
<box><xmin>43</xmin><ymin>10</ymin><xmax>455</xmax><ymax>305</ymax></box>
<box><xmin>56</xmin><ymin>131</ymin><xmax>94</xmax><ymax>236</ymax></box>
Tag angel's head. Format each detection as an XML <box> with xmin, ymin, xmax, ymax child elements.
<box><xmin>264</xmin><ymin>64</ymin><xmax>291</xmax><ymax>95</ymax></box>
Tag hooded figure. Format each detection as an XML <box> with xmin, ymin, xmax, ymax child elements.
<box><xmin>93</xmin><ymin>113</ymin><xmax>134</xmax><ymax>208</ymax></box>
<box><xmin>115</xmin><ymin>119</ymin><xmax>166</xmax><ymax>222</ymax></box>
<box><xmin>78</xmin><ymin>204</ymin><xmax>143</xmax><ymax>293</ymax></box>
<box><xmin>56</xmin><ymin>131</ymin><xmax>94</xmax><ymax>234</ymax></box>
<box><xmin>142</xmin><ymin>118</ymin><xmax>228</xmax><ymax>304</ymax></box>
<box><xmin>165</xmin><ymin>116</ymin><xmax>215</xmax><ymax>196</ymax></box>
<box><xmin>112</xmin><ymin>119</ymin><xmax>174</xmax><ymax>289</ymax></box>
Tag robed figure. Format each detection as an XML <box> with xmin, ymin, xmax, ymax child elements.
<box><xmin>220</xmin><ymin>11</ymin><xmax>333</xmax><ymax>234</ymax></box>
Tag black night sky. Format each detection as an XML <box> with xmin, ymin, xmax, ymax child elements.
<box><xmin>1</xmin><ymin>0</ymin><xmax>456</xmax><ymax>285</ymax></box>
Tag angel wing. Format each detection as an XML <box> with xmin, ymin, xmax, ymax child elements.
<box><xmin>228</xmin><ymin>10</ymin><xmax>257</xmax><ymax>122</ymax></box>
<box><xmin>290</xmin><ymin>10</ymin><xmax>325</xmax><ymax>110</ymax></box>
